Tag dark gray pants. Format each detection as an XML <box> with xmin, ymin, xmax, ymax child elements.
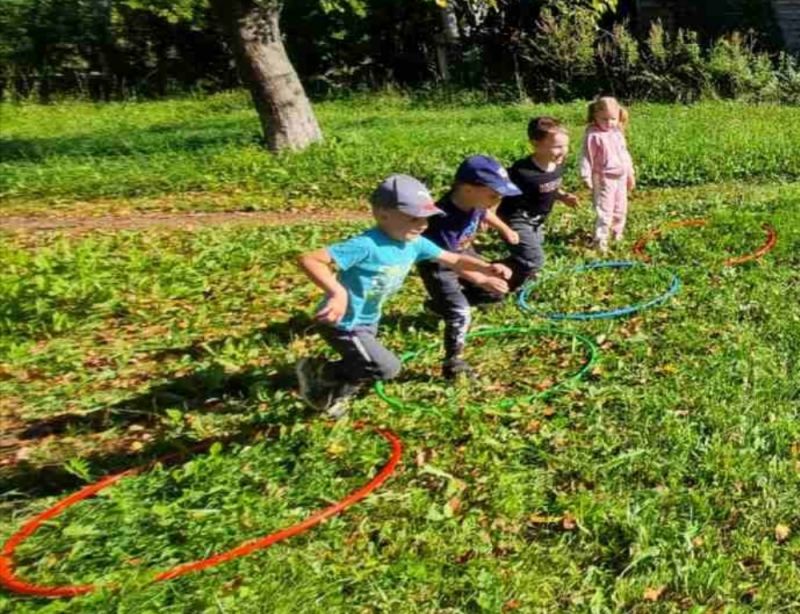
<box><xmin>499</xmin><ymin>210</ymin><xmax>545</xmax><ymax>292</ymax></box>
<box><xmin>321</xmin><ymin>324</ymin><xmax>402</xmax><ymax>386</ymax></box>
<box><xmin>418</xmin><ymin>251</ymin><xmax>502</xmax><ymax>360</ymax></box>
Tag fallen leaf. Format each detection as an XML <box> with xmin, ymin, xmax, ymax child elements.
<box><xmin>643</xmin><ymin>586</ymin><xmax>666</xmax><ymax>602</ymax></box>
<box><xmin>529</xmin><ymin>514</ymin><xmax>563</xmax><ymax>524</ymax></box>
<box><xmin>775</xmin><ymin>523</ymin><xmax>791</xmax><ymax>543</ymax></box>
<box><xmin>326</xmin><ymin>442</ymin><xmax>346</xmax><ymax>456</ymax></box>
<box><xmin>447</xmin><ymin>496</ymin><xmax>462</xmax><ymax>514</ymax></box>
<box><xmin>525</xmin><ymin>419</ymin><xmax>542</xmax><ymax>434</ymax></box>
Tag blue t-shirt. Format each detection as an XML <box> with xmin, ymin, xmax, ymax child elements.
<box><xmin>423</xmin><ymin>192</ymin><xmax>486</xmax><ymax>252</ymax></box>
<box><xmin>327</xmin><ymin>227</ymin><xmax>443</xmax><ymax>330</ymax></box>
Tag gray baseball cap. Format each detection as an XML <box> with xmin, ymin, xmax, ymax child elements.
<box><xmin>370</xmin><ymin>174</ymin><xmax>444</xmax><ymax>218</ymax></box>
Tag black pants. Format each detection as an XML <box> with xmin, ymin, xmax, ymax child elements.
<box><xmin>321</xmin><ymin>324</ymin><xmax>402</xmax><ymax>388</ymax></box>
<box><xmin>499</xmin><ymin>210</ymin><xmax>546</xmax><ymax>292</ymax></box>
<box><xmin>418</xmin><ymin>249</ymin><xmax>502</xmax><ymax>361</ymax></box>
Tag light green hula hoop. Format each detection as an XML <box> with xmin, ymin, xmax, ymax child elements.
<box><xmin>374</xmin><ymin>326</ymin><xmax>599</xmax><ymax>413</ymax></box>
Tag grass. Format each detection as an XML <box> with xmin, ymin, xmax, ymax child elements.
<box><xmin>2</xmin><ymin>92</ymin><xmax>800</xmax><ymax>611</ymax></box>
<box><xmin>2</xmin><ymin>188</ymin><xmax>800</xmax><ymax>611</ymax></box>
<box><xmin>3</xmin><ymin>92</ymin><xmax>800</xmax><ymax>211</ymax></box>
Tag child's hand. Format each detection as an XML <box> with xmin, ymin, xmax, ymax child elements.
<box><xmin>489</xmin><ymin>262</ymin><xmax>512</xmax><ymax>280</ymax></box>
<box><xmin>627</xmin><ymin>175</ymin><xmax>636</xmax><ymax>191</ymax></box>
<box><xmin>561</xmin><ymin>192</ymin><xmax>580</xmax><ymax>208</ymax></box>
<box><xmin>476</xmin><ymin>274</ymin><xmax>509</xmax><ymax>295</ymax></box>
<box><xmin>315</xmin><ymin>291</ymin><xmax>347</xmax><ymax>324</ymax></box>
<box><xmin>503</xmin><ymin>229</ymin><xmax>520</xmax><ymax>245</ymax></box>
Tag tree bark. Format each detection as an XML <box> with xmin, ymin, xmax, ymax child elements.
<box><xmin>209</xmin><ymin>0</ymin><xmax>322</xmax><ymax>152</ymax></box>
<box><xmin>435</xmin><ymin>3</ymin><xmax>460</xmax><ymax>82</ymax></box>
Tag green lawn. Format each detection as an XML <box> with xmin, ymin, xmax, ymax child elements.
<box><xmin>2</xmin><ymin>92</ymin><xmax>800</xmax><ymax>209</ymax></box>
<box><xmin>2</xmin><ymin>93</ymin><xmax>800</xmax><ymax>612</ymax></box>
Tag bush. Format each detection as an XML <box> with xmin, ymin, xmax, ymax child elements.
<box><xmin>596</xmin><ymin>20</ymin><xmax>641</xmax><ymax>98</ymax></box>
<box><xmin>776</xmin><ymin>52</ymin><xmax>800</xmax><ymax>104</ymax></box>
<box><xmin>632</xmin><ymin>21</ymin><xmax>710</xmax><ymax>103</ymax></box>
<box><xmin>521</xmin><ymin>0</ymin><xmax>599</xmax><ymax>101</ymax></box>
<box><xmin>707</xmin><ymin>32</ymin><xmax>778</xmax><ymax>101</ymax></box>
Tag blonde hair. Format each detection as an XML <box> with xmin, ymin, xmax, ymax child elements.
<box><xmin>587</xmin><ymin>96</ymin><xmax>629</xmax><ymax>130</ymax></box>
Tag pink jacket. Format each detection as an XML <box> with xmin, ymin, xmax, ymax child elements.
<box><xmin>580</xmin><ymin>126</ymin><xmax>635</xmax><ymax>187</ymax></box>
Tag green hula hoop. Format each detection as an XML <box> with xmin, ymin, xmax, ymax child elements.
<box><xmin>374</xmin><ymin>326</ymin><xmax>599</xmax><ymax>414</ymax></box>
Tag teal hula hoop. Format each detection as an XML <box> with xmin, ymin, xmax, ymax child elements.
<box><xmin>518</xmin><ymin>260</ymin><xmax>681</xmax><ymax>321</ymax></box>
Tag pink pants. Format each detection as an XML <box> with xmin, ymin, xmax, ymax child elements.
<box><xmin>592</xmin><ymin>174</ymin><xmax>628</xmax><ymax>245</ymax></box>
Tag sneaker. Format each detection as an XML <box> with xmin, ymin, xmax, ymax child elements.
<box><xmin>325</xmin><ymin>396</ymin><xmax>352</xmax><ymax>420</ymax></box>
<box><xmin>443</xmin><ymin>357</ymin><xmax>477</xmax><ymax>381</ymax></box>
<box><xmin>323</xmin><ymin>382</ymin><xmax>363</xmax><ymax>420</ymax></box>
<box><xmin>296</xmin><ymin>358</ymin><xmax>335</xmax><ymax>411</ymax></box>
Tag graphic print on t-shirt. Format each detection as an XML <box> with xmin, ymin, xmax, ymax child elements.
<box><xmin>365</xmin><ymin>264</ymin><xmax>411</xmax><ymax>303</ymax></box>
<box><xmin>498</xmin><ymin>158</ymin><xmax>565</xmax><ymax>221</ymax></box>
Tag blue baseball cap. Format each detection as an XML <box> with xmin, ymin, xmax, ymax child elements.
<box><xmin>455</xmin><ymin>155</ymin><xmax>522</xmax><ymax>196</ymax></box>
<box><xmin>370</xmin><ymin>174</ymin><xmax>444</xmax><ymax>218</ymax></box>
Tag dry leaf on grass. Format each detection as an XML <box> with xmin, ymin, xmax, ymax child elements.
<box><xmin>643</xmin><ymin>585</ymin><xmax>666</xmax><ymax>601</ymax></box>
<box><xmin>775</xmin><ymin>523</ymin><xmax>791</xmax><ymax>543</ymax></box>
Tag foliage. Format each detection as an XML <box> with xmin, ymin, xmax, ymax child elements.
<box><xmin>0</xmin><ymin>0</ymin><xmax>791</xmax><ymax>102</ymax></box>
<box><xmin>5</xmin><ymin>93</ymin><xmax>800</xmax><ymax>211</ymax></box>
<box><xmin>631</xmin><ymin>21</ymin><xmax>710</xmax><ymax>103</ymax></box>
<box><xmin>2</xmin><ymin>181</ymin><xmax>800</xmax><ymax>610</ymax></box>
<box><xmin>707</xmin><ymin>32</ymin><xmax>778</xmax><ymax>101</ymax></box>
<box><xmin>522</xmin><ymin>0</ymin><xmax>600</xmax><ymax>100</ymax></box>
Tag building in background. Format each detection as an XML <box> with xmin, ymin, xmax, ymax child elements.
<box><xmin>627</xmin><ymin>0</ymin><xmax>800</xmax><ymax>52</ymax></box>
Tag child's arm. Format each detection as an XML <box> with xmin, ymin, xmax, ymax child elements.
<box><xmin>555</xmin><ymin>188</ymin><xmax>579</xmax><ymax>208</ymax></box>
<box><xmin>297</xmin><ymin>248</ymin><xmax>348</xmax><ymax>324</ymax></box>
<box><xmin>622</xmin><ymin>137</ymin><xmax>636</xmax><ymax>191</ymax></box>
<box><xmin>579</xmin><ymin>132</ymin><xmax>597</xmax><ymax>190</ymax></box>
<box><xmin>436</xmin><ymin>251</ymin><xmax>511</xmax><ymax>295</ymax></box>
<box><xmin>484</xmin><ymin>208</ymin><xmax>519</xmax><ymax>245</ymax></box>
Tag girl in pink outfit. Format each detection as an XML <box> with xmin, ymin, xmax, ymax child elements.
<box><xmin>579</xmin><ymin>97</ymin><xmax>636</xmax><ymax>253</ymax></box>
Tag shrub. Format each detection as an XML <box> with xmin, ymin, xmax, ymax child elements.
<box><xmin>596</xmin><ymin>20</ymin><xmax>641</xmax><ymax>98</ymax></box>
<box><xmin>522</xmin><ymin>0</ymin><xmax>599</xmax><ymax>101</ymax></box>
<box><xmin>633</xmin><ymin>21</ymin><xmax>710</xmax><ymax>103</ymax></box>
<box><xmin>776</xmin><ymin>52</ymin><xmax>800</xmax><ymax>104</ymax></box>
<box><xmin>707</xmin><ymin>32</ymin><xmax>779</xmax><ymax>101</ymax></box>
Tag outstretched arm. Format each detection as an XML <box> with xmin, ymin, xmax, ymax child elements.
<box><xmin>297</xmin><ymin>248</ymin><xmax>348</xmax><ymax>324</ymax></box>
<box><xmin>556</xmin><ymin>189</ymin><xmax>580</xmax><ymax>208</ymax></box>
<box><xmin>436</xmin><ymin>250</ymin><xmax>511</xmax><ymax>295</ymax></box>
<box><xmin>484</xmin><ymin>208</ymin><xmax>519</xmax><ymax>245</ymax></box>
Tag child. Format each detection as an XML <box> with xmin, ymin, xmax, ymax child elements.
<box><xmin>580</xmin><ymin>96</ymin><xmax>636</xmax><ymax>253</ymax></box>
<box><xmin>296</xmin><ymin>173</ymin><xmax>512</xmax><ymax>418</ymax></box>
<box><xmin>418</xmin><ymin>155</ymin><xmax>521</xmax><ymax>380</ymax></box>
<box><xmin>497</xmin><ymin>117</ymin><xmax>580</xmax><ymax>290</ymax></box>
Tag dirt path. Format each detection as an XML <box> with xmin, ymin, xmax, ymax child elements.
<box><xmin>0</xmin><ymin>209</ymin><xmax>370</xmax><ymax>234</ymax></box>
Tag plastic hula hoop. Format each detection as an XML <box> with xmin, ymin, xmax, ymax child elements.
<box><xmin>0</xmin><ymin>424</ymin><xmax>402</xmax><ymax>599</ymax></box>
<box><xmin>632</xmin><ymin>218</ymin><xmax>777</xmax><ymax>266</ymax></box>
<box><xmin>375</xmin><ymin>326</ymin><xmax>599</xmax><ymax>412</ymax></box>
<box><xmin>517</xmin><ymin>260</ymin><xmax>681</xmax><ymax>321</ymax></box>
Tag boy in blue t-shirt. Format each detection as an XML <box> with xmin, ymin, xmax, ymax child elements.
<box><xmin>296</xmin><ymin>174</ymin><xmax>511</xmax><ymax>418</ymax></box>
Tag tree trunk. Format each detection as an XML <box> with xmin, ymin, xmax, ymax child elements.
<box><xmin>209</xmin><ymin>0</ymin><xmax>322</xmax><ymax>152</ymax></box>
<box><xmin>435</xmin><ymin>3</ymin><xmax>460</xmax><ymax>82</ymax></box>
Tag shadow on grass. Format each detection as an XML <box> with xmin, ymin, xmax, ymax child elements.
<box><xmin>0</xmin><ymin>117</ymin><xmax>256</xmax><ymax>164</ymax></box>
<box><xmin>0</xmin><ymin>309</ymin><xmax>441</xmax><ymax>497</ymax></box>
<box><xmin>0</xmin><ymin>363</ymin><xmax>308</xmax><ymax>497</ymax></box>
